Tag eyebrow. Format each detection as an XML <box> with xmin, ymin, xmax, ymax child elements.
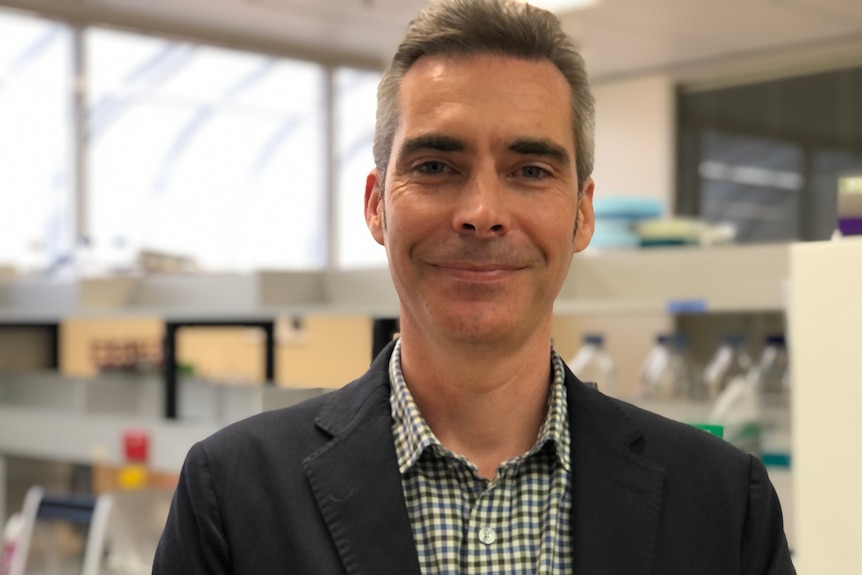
<box><xmin>508</xmin><ymin>138</ymin><xmax>571</xmax><ymax>167</ymax></box>
<box><xmin>398</xmin><ymin>133</ymin><xmax>465</xmax><ymax>161</ymax></box>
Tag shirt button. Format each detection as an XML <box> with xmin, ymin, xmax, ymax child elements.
<box><xmin>478</xmin><ymin>527</ymin><xmax>496</xmax><ymax>545</ymax></box>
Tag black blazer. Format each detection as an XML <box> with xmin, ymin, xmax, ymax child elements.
<box><xmin>153</xmin><ymin>342</ymin><xmax>795</xmax><ymax>574</ymax></box>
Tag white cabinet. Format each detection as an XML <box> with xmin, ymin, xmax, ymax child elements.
<box><xmin>789</xmin><ymin>238</ymin><xmax>862</xmax><ymax>572</ymax></box>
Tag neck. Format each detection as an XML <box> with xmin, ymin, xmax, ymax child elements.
<box><xmin>398</xmin><ymin>324</ymin><xmax>553</xmax><ymax>480</ymax></box>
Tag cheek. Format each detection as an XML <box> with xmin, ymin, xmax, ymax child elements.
<box><xmin>382</xmin><ymin>204</ymin><xmax>422</xmax><ymax>257</ymax></box>
<box><xmin>387</xmin><ymin>196</ymin><xmax>446</xmax><ymax>235</ymax></box>
<box><xmin>522</xmin><ymin>202</ymin><xmax>578</xmax><ymax>244</ymax></box>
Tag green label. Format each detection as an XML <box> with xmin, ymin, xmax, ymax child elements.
<box><xmin>691</xmin><ymin>423</ymin><xmax>724</xmax><ymax>439</ymax></box>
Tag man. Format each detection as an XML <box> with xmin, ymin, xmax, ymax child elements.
<box><xmin>153</xmin><ymin>1</ymin><xmax>795</xmax><ymax>573</ymax></box>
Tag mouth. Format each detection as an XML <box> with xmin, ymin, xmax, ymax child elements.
<box><xmin>431</xmin><ymin>262</ymin><xmax>525</xmax><ymax>282</ymax></box>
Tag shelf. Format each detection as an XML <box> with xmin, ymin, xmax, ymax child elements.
<box><xmin>0</xmin><ymin>269</ymin><xmax>402</xmax><ymax>322</ymax></box>
<box><xmin>0</xmin><ymin>405</ymin><xmax>215</xmax><ymax>473</ymax></box>
<box><xmin>559</xmin><ymin>243</ymin><xmax>790</xmax><ymax>315</ymax></box>
<box><xmin>0</xmin><ymin>372</ymin><xmax>331</xmax><ymax>471</ymax></box>
<box><xmin>0</xmin><ymin>244</ymin><xmax>791</xmax><ymax>322</ymax></box>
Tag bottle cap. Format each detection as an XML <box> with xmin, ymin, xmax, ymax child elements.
<box><xmin>583</xmin><ymin>334</ymin><xmax>604</xmax><ymax>346</ymax></box>
<box><xmin>765</xmin><ymin>334</ymin><xmax>786</xmax><ymax>347</ymax></box>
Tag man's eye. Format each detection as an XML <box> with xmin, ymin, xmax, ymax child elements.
<box><xmin>418</xmin><ymin>161</ymin><xmax>447</xmax><ymax>174</ymax></box>
<box><xmin>521</xmin><ymin>165</ymin><xmax>547</xmax><ymax>179</ymax></box>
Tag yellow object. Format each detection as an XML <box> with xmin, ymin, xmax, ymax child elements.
<box><xmin>117</xmin><ymin>464</ymin><xmax>149</xmax><ymax>490</ymax></box>
<box><xmin>635</xmin><ymin>217</ymin><xmax>704</xmax><ymax>244</ymax></box>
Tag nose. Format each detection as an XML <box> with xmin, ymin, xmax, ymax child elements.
<box><xmin>452</xmin><ymin>169</ymin><xmax>510</xmax><ymax>238</ymax></box>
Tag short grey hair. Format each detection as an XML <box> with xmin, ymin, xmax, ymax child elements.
<box><xmin>373</xmin><ymin>0</ymin><xmax>595</xmax><ymax>192</ymax></box>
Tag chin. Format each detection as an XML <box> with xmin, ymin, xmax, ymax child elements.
<box><xmin>432</xmin><ymin>312</ymin><xmax>519</xmax><ymax>346</ymax></box>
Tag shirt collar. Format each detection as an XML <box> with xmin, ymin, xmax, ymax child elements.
<box><xmin>389</xmin><ymin>338</ymin><xmax>570</xmax><ymax>475</ymax></box>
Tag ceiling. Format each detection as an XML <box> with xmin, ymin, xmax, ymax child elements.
<box><xmin>29</xmin><ymin>0</ymin><xmax>862</xmax><ymax>80</ymax></box>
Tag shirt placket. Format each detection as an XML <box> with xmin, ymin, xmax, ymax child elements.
<box><xmin>462</xmin><ymin>466</ymin><xmax>515</xmax><ymax>575</ymax></box>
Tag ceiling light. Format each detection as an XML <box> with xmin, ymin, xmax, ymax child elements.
<box><xmin>519</xmin><ymin>0</ymin><xmax>600</xmax><ymax>13</ymax></box>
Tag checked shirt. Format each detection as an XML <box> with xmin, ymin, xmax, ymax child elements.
<box><xmin>389</xmin><ymin>339</ymin><xmax>573</xmax><ymax>575</ymax></box>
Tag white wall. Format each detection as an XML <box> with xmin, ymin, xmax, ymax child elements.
<box><xmin>591</xmin><ymin>74</ymin><xmax>676</xmax><ymax>212</ymax></box>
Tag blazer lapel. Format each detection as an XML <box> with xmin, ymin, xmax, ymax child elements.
<box><xmin>567</xmin><ymin>369</ymin><xmax>665</xmax><ymax>575</ymax></box>
<box><xmin>304</xmin><ymin>344</ymin><xmax>422</xmax><ymax>575</ymax></box>
<box><xmin>303</xmin><ymin>346</ymin><xmax>665</xmax><ymax>575</ymax></box>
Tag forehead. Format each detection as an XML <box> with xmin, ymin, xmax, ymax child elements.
<box><xmin>396</xmin><ymin>53</ymin><xmax>575</xmax><ymax>151</ymax></box>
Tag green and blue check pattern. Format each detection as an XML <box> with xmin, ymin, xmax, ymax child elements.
<box><xmin>389</xmin><ymin>339</ymin><xmax>573</xmax><ymax>574</ymax></box>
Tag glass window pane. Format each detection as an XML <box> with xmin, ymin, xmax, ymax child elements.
<box><xmin>678</xmin><ymin>65</ymin><xmax>862</xmax><ymax>243</ymax></box>
<box><xmin>87</xmin><ymin>29</ymin><xmax>327</xmax><ymax>270</ymax></box>
<box><xmin>0</xmin><ymin>11</ymin><xmax>73</xmax><ymax>269</ymax></box>
<box><xmin>698</xmin><ymin>131</ymin><xmax>803</xmax><ymax>243</ymax></box>
<box><xmin>334</xmin><ymin>67</ymin><xmax>386</xmax><ymax>269</ymax></box>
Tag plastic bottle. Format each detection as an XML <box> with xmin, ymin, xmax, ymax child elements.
<box><xmin>569</xmin><ymin>334</ymin><xmax>620</xmax><ymax>396</ymax></box>
<box><xmin>702</xmin><ymin>335</ymin><xmax>752</xmax><ymax>399</ymax></box>
<box><xmin>749</xmin><ymin>334</ymin><xmax>791</xmax><ymax>464</ymax></box>
<box><xmin>640</xmin><ymin>335</ymin><xmax>672</xmax><ymax>399</ymax></box>
<box><xmin>750</xmin><ymin>334</ymin><xmax>790</xmax><ymax>406</ymax></box>
<box><xmin>640</xmin><ymin>334</ymin><xmax>698</xmax><ymax>400</ymax></box>
<box><xmin>708</xmin><ymin>374</ymin><xmax>761</xmax><ymax>455</ymax></box>
<box><xmin>704</xmin><ymin>336</ymin><xmax>759</xmax><ymax>453</ymax></box>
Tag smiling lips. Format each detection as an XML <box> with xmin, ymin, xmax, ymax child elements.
<box><xmin>418</xmin><ymin>239</ymin><xmax>539</xmax><ymax>281</ymax></box>
<box><xmin>432</xmin><ymin>262</ymin><xmax>525</xmax><ymax>282</ymax></box>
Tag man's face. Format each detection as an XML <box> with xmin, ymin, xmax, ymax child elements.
<box><xmin>365</xmin><ymin>53</ymin><xmax>594</xmax><ymax>348</ymax></box>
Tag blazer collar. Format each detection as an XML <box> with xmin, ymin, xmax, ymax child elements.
<box><xmin>565</xmin><ymin>365</ymin><xmax>665</xmax><ymax>574</ymax></box>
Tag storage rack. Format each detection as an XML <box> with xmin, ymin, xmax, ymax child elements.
<box><xmin>2</xmin><ymin>242</ymin><xmax>824</xmax><ymax>552</ymax></box>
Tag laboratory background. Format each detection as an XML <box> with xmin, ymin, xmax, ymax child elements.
<box><xmin>0</xmin><ymin>0</ymin><xmax>861</xmax><ymax>572</ymax></box>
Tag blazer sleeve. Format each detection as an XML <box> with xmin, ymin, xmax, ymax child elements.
<box><xmin>741</xmin><ymin>455</ymin><xmax>796</xmax><ymax>574</ymax></box>
<box><xmin>152</xmin><ymin>442</ymin><xmax>233</xmax><ymax>574</ymax></box>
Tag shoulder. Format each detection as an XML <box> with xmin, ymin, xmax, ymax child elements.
<box><xmin>613</xmin><ymin>397</ymin><xmax>741</xmax><ymax>458</ymax></box>
<box><xmin>568</xmin><ymin>371</ymin><xmax>753</xmax><ymax>494</ymax></box>
<box><xmin>566</xmin><ymin>364</ymin><xmax>749</xmax><ymax>473</ymax></box>
<box><xmin>194</xmin><ymin>347</ymin><xmax>395</xmax><ymax>466</ymax></box>
<box><xmin>200</xmin><ymin>391</ymin><xmax>333</xmax><ymax>455</ymax></box>
<box><xmin>607</xmin><ymin>395</ymin><xmax>755</xmax><ymax>497</ymax></box>
<box><xmin>611</xmin><ymin>396</ymin><xmax>794</xmax><ymax>571</ymax></box>
<box><xmin>609</xmin><ymin>398</ymin><xmax>749</xmax><ymax>467</ymax></box>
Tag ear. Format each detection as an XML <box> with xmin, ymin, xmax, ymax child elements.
<box><xmin>573</xmin><ymin>178</ymin><xmax>595</xmax><ymax>254</ymax></box>
<box><xmin>365</xmin><ymin>169</ymin><xmax>386</xmax><ymax>246</ymax></box>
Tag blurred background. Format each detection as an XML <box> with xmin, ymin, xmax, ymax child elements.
<box><xmin>1</xmin><ymin>0</ymin><xmax>861</xmax><ymax>572</ymax></box>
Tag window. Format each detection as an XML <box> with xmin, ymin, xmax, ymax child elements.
<box><xmin>87</xmin><ymin>29</ymin><xmax>328</xmax><ymax>270</ymax></box>
<box><xmin>677</xmin><ymin>66</ymin><xmax>862</xmax><ymax>243</ymax></box>
<box><xmin>334</xmin><ymin>67</ymin><xmax>386</xmax><ymax>269</ymax></box>
<box><xmin>697</xmin><ymin>131</ymin><xmax>803</xmax><ymax>242</ymax></box>
<box><xmin>0</xmin><ymin>11</ymin><xmax>73</xmax><ymax>269</ymax></box>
